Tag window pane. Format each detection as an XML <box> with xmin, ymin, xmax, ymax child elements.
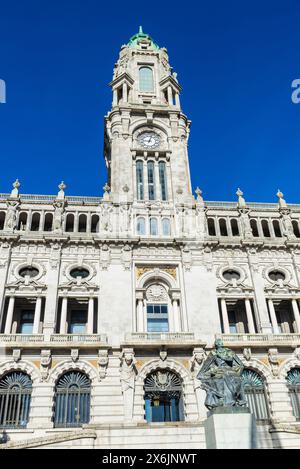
<box><xmin>147</xmin><ymin>317</ymin><xmax>169</xmax><ymax>332</ymax></box>
<box><xmin>150</xmin><ymin>218</ymin><xmax>158</xmax><ymax>236</ymax></box>
<box><xmin>147</xmin><ymin>161</ymin><xmax>155</xmax><ymax>200</ymax></box>
<box><xmin>20</xmin><ymin>311</ymin><xmax>34</xmax><ymax>334</ymax></box>
<box><xmin>137</xmin><ymin>217</ymin><xmax>145</xmax><ymax>235</ymax></box>
<box><xmin>162</xmin><ymin>218</ymin><xmax>170</xmax><ymax>236</ymax></box>
<box><xmin>139</xmin><ymin>67</ymin><xmax>154</xmax><ymax>92</ymax></box>
<box><xmin>136</xmin><ymin>161</ymin><xmax>144</xmax><ymax>200</ymax></box>
<box><xmin>159</xmin><ymin>162</ymin><xmax>168</xmax><ymax>201</ymax></box>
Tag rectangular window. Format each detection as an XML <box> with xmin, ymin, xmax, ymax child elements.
<box><xmin>147</xmin><ymin>161</ymin><xmax>155</xmax><ymax>200</ymax></box>
<box><xmin>19</xmin><ymin>311</ymin><xmax>34</xmax><ymax>334</ymax></box>
<box><xmin>228</xmin><ymin>311</ymin><xmax>237</xmax><ymax>333</ymax></box>
<box><xmin>136</xmin><ymin>161</ymin><xmax>144</xmax><ymax>200</ymax></box>
<box><xmin>159</xmin><ymin>162</ymin><xmax>168</xmax><ymax>201</ymax></box>
<box><xmin>69</xmin><ymin>311</ymin><xmax>87</xmax><ymax>334</ymax></box>
<box><xmin>147</xmin><ymin>304</ymin><xmax>168</xmax><ymax>332</ymax></box>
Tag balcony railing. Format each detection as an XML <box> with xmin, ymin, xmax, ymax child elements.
<box><xmin>50</xmin><ymin>334</ymin><xmax>108</xmax><ymax>343</ymax></box>
<box><xmin>125</xmin><ymin>332</ymin><xmax>195</xmax><ymax>342</ymax></box>
<box><xmin>0</xmin><ymin>334</ymin><xmax>44</xmax><ymax>343</ymax></box>
<box><xmin>220</xmin><ymin>333</ymin><xmax>300</xmax><ymax>346</ymax></box>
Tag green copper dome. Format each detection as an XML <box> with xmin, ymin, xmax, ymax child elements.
<box><xmin>128</xmin><ymin>26</ymin><xmax>159</xmax><ymax>50</ymax></box>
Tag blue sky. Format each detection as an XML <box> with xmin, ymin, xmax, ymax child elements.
<box><xmin>0</xmin><ymin>0</ymin><xmax>299</xmax><ymax>202</ymax></box>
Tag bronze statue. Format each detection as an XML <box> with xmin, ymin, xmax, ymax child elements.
<box><xmin>197</xmin><ymin>338</ymin><xmax>247</xmax><ymax>410</ymax></box>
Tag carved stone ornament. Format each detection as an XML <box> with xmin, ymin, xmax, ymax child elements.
<box><xmin>243</xmin><ymin>347</ymin><xmax>252</xmax><ymax>361</ymax></box>
<box><xmin>159</xmin><ymin>350</ymin><xmax>168</xmax><ymax>362</ymax></box>
<box><xmin>53</xmin><ymin>199</ymin><xmax>66</xmax><ymax>233</ymax></box>
<box><xmin>294</xmin><ymin>347</ymin><xmax>300</xmax><ymax>361</ymax></box>
<box><xmin>12</xmin><ymin>349</ymin><xmax>21</xmax><ymax>362</ymax></box>
<box><xmin>40</xmin><ymin>349</ymin><xmax>52</xmax><ymax>381</ymax></box>
<box><xmin>268</xmin><ymin>348</ymin><xmax>279</xmax><ymax>377</ymax></box>
<box><xmin>146</xmin><ymin>284</ymin><xmax>168</xmax><ymax>302</ymax></box>
<box><xmin>190</xmin><ymin>348</ymin><xmax>206</xmax><ymax>374</ymax></box>
<box><xmin>5</xmin><ymin>200</ymin><xmax>19</xmax><ymax>231</ymax></box>
<box><xmin>71</xmin><ymin>349</ymin><xmax>79</xmax><ymax>362</ymax></box>
<box><xmin>98</xmin><ymin>350</ymin><xmax>109</xmax><ymax>380</ymax></box>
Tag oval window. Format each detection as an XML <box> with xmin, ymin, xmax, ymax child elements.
<box><xmin>269</xmin><ymin>270</ymin><xmax>285</xmax><ymax>281</ymax></box>
<box><xmin>223</xmin><ymin>270</ymin><xmax>241</xmax><ymax>281</ymax></box>
<box><xmin>70</xmin><ymin>268</ymin><xmax>90</xmax><ymax>279</ymax></box>
<box><xmin>19</xmin><ymin>267</ymin><xmax>39</xmax><ymax>278</ymax></box>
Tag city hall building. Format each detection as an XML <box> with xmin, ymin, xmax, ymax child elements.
<box><xmin>0</xmin><ymin>28</ymin><xmax>300</xmax><ymax>449</ymax></box>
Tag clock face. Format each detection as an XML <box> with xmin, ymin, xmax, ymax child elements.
<box><xmin>138</xmin><ymin>132</ymin><xmax>160</xmax><ymax>149</ymax></box>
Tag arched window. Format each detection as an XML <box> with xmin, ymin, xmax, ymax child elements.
<box><xmin>207</xmin><ymin>218</ymin><xmax>216</xmax><ymax>236</ymax></box>
<box><xmin>54</xmin><ymin>371</ymin><xmax>91</xmax><ymax>428</ymax></box>
<box><xmin>219</xmin><ymin>218</ymin><xmax>228</xmax><ymax>236</ymax></box>
<box><xmin>136</xmin><ymin>161</ymin><xmax>144</xmax><ymax>200</ymax></box>
<box><xmin>159</xmin><ymin>162</ymin><xmax>168</xmax><ymax>201</ymax></box>
<box><xmin>292</xmin><ymin>220</ymin><xmax>300</xmax><ymax>238</ymax></box>
<box><xmin>242</xmin><ymin>369</ymin><xmax>269</xmax><ymax>421</ymax></box>
<box><xmin>162</xmin><ymin>218</ymin><xmax>171</xmax><ymax>236</ymax></box>
<box><xmin>144</xmin><ymin>370</ymin><xmax>183</xmax><ymax>423</ymax></box>
<box><xmin>250</xmin><ymin>219</ymin><xmax>259</xmax><ymax>237</ymax></box>
<box><xmin>273</xmin><ymin>220</ymin><xmax>282</xmax><ymax>237</ymax></box>
<box><xmin>139</xmin><ymin>67</ymin><xmax>154</xmax><ymax>92</ymax></box>
<box><xmin>230</xmin><ymin>219</ymin><xmax>239</xmax><ymax>236</ymax></box>
<box><xmin>286</xmin><ymin>368</ymin><xmax>300</xmax><ymax>420</ymax></box>
<box><xmin>17</xmin><ymin>212</ymin><xmax>28</xmax><ymax>231</ymax></box>
<box><xmin>78</xmin><ymin>214</ymin><xmax>87</xmax><ymax>233</ymax></box>
<box><xmin>91</xmin><ymin>214</ymin><xmax>99</xmax><ymax>233</ymax></box>
<box><xmin>0</xmin><ymin>372</ymin><xmax>32</xmax><ymax>428</ymax></box>
<box><xmin>137</xmin><ymin>217</ymin><xmax>146</xmax><ymax>235</ymax></box>
<box><xmin>44</xmin><ymin>213</ymin><xmax>53</xmax><ymax>231</ymax></box>
<box><xmin>0</xmin><ymin>211</ymin><xmax>6</xmax><ymax>230</ymax></box>
<box><xmin>150</xmin><ymin>218</ymin><xmax>158</xmax><ymax>236</ymax></box>
<box><xmin>261</xmin><ymin>220</ymin><xmax>271</xmax><ymax>237</ymax></box>
<box><xmin>30</xmin><ymin>212</ymin><xmax>40</xmax><ymax>231</ymax></box>
<box><xmin>147</xmin><ymin>161</ymin><xmax>156</xmax><ymax>200</ymax></box>
<box><xmin>65</xmin><ymin>213</ymin><xmax>75</xmax><ymax>232</ymax></box>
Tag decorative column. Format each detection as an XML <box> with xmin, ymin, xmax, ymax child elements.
<box><xmin>4</xmin><ymin>296</ymin><xmax>15</xmax><ymax>334</ymax></box>
<box><xmin>143</xmin><ymin>159</ymin><xmax>148</xmax><ymax>201</ymax></box>
<box><xmin>33</xmin><ymin>297</ymin><xmax>42</xmax><ymax>334</ymax></box>
<box><xmin>245</xmin><ymin>298</ymin><xmax>256</xmax><ymax>334</ymax></box>
<box><xmin>87</xmin><ymin>297</ymin><xmax>94</xmax><ymax>334</ymax></box>
<box><xmin>172</xmin><ymin>299</ymin><xmax>181</xmax><ymax>332</ymax></box>
<box><xmin>60</xmin><ymin>297</ymin><xmax>68</xmax><ymax>334</ymax></box>
<box><xmin>292</xmin><ymin>299</ymin><xmax>300</xmax><ymax>333</ymax></box>
<box><xmin>220</xmin><ymin>298</ymin><xmax>230</xmax><ymax>334</ymax></box>
<box><xmin>136</xmin><ymin>294</ymin><xmax>144</xmax><ymax>332</ymax></box>
<box><xmin>154</xmin><ymin>159</ymin><xmax>160</xmax><ymax>201</ymax></box>
<box><xmin>113</xmin><ymin>88</ymin><xmax>118</xmax><ymax>106</ymax></box>
<box><xmin>167</xmin><ymin>86</ymin><xmax>173</xmax><ymax>106</ymax></box>
<box><xmin>175</xmin><ymin>92</ymin><xmax>180</xmax><ymax>108</ymax></box>
<box><xmin>122</xmin><ymin>82</ymin><xmax>128</xmax><ymax>103</ymax></box>
<box><xmin>268</xmin><ymin>299</ymin><xmax>279</xmax><ymax>334</ymax></box>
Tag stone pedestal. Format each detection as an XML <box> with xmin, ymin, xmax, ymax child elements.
<box><xmin>204</xmin><ymin>407</ymin><xmax>257</xmax><ymax>449</ymax></box>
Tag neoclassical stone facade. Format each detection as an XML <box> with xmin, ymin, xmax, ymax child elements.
<box><xmin>1</xmin><ymin>28</ymin><xmax>300</xmax><ymax>449</ymax></box>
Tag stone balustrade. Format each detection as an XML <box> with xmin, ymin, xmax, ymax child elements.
<box><xmin>221</xmin><ymin>333</ymin><xmax>300</xmax><ymax>347</ymax></box>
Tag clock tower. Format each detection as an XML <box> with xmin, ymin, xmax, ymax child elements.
<box><xmin>104</xmin><ymin>27</ymin><xmax>193</xmax><ymax>205</ymax></box>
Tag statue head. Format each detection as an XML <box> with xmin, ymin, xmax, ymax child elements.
<box><xmin>214</xmin><ymin>338</ymin><xmax>224</xmax><ymax>349</ymax></box>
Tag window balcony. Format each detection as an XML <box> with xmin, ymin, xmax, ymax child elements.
<box><xmin>50</xmin><ymin>334</ymin><xmax>108</xmax><ymax>345</ymax></box>
<box><xmin>0</xmin><ymin>334</ymin><xmax>44</xmax><ymax>344</ymax></box>
<box><xmin>124</xmin><ymin>332</ymin><xmax>200</xmax><ymax>348</ymax></box>
<box><xmin>220</xmin><ymin>333</ymin><xmax>300</xmax><ymax>347</ymax></box>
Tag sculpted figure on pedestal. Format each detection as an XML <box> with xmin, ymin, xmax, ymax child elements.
<box><xmin>197</xmin><ymin>338</ymin><xmax>247</xmax><ymax>410</ymax></box>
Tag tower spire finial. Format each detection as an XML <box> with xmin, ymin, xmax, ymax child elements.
<box><xmin>139</xmin><ymin>25</ymin><xmax>143</xmax><ymax>34</ymax></box>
